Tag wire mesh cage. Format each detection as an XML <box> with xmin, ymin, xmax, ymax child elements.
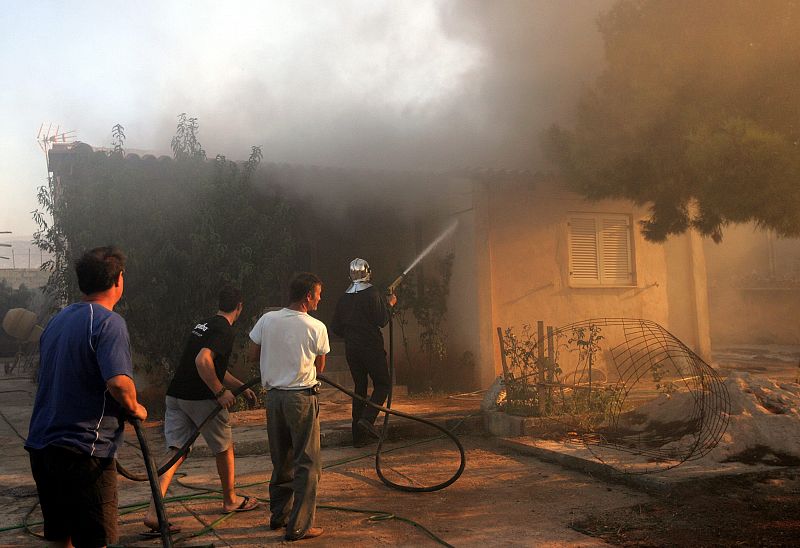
<box><xmin>499</xmin><ymin>318</ymin><xmax>730</xmax><ymax>473</ymax></box>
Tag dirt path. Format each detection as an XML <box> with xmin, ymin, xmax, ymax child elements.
<box><xmin>5</xmin><ymin>369</ymin><xmax>800</xmax><ymax>547</ymax></box>
<box><xmin>5</xmin><ymin>436</ymin><xmax>647</xmax><ymax>547</ymax></box>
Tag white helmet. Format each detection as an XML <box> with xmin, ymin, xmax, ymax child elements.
<box><xmin>349</xmin><ymin>258</ymin><xmax>371</xmax><ymax>283</ymax></box>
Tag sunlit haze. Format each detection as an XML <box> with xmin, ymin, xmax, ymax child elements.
<box><xmin>0</xmin><ymin>1</ymin><xmax>609</xmax><ymax>243</ymax></box>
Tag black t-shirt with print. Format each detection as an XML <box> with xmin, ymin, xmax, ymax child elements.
<box><xmin>166</xmin><ymin>315</ymin><xmax>235</xmax><ymax>400</ymax></box>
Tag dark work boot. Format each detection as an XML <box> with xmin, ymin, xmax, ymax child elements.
<box><xmin>357</xmin><ymin>418</ymin><xmax>381</xmax><ymax>438</ymax></box>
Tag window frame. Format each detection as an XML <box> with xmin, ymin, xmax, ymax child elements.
<box><xmin>567</xmin><ymin>212</ymin><xmax>636</xmax><ymax>287</ymax></box>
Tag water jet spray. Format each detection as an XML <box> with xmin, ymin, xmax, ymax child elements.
<box><xmin>387</xmin><ymin>219</ymin><xmax>458</xmax><ymax>294</ymax></box>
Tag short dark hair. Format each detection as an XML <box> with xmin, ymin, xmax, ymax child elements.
<box><xmin>218</xmin><ymin>285</ymin><xmax>242</xmax><ymax>313</ymax></box>
<box><xmin>289</xmin><ymin>272</ymin><xmax>322</xmax><ymax>303</ymax></box>
<box><xmin>75</xmin><ymin>246</ymin><xmax>126</xmax><ymax>295</ymax></box>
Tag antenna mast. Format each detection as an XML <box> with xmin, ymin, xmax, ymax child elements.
<box><xmin>36</xmin><ymin>123</ymin><xmax>76</xmax><ymax>171</ymax></box>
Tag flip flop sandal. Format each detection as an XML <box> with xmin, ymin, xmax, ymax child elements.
<box><xmin>223</xmin><ymin>494</ymin><xmax>259</xmax><ymax>513</ymax></box>
<box><xmin>139</xmin><ymin>523</ymin><xmax>181</xmax><ymax>538</ymax></box>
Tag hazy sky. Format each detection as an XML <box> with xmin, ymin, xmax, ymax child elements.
<box><xmin>0</xmin><ymin>0</ymin><xmax>609</xmax><ymax>243</ymax></box>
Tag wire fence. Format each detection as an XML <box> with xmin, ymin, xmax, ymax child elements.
<box><xmin>0</xmin><ymin>243</ymin><xmax>51</xmax><ymax>270</ymax></box>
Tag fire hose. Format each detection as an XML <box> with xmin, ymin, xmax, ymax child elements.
<box><xmin>117</xmin><ymin>379</ymin><xmax>262</xmax><ymax>483</ymax></box>
<box><xmin>128</xmin><ymin>417</ymin><xmax>173</xmax><ymax>547</ymax></box>
<box><xmin>319</xmin><ymin>373</ymin><xmax>467</xmax><ymax>492</ymax></box>
<box><xmin>119</xmin><ymin>375</ymin><xmax>466</xmax><ymax>489</ymax></box>
<box><xmin>118</xmin><ymin>379</ymin><xmax>261</xmax><ymax>547</ymax></box>
<box><xmin>320</xmin><ymin>309</ymin><xmax>466</xmax><ymax>492</ymax></box>
<box><xmin>119</xmin><ymin>344</ymin><xmax>465</xmax><ymax>546</ymax></box>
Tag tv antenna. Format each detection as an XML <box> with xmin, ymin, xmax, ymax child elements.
<box><xmin>0</xmin><ymin>230</ymin><xmax>10</xmax><ymax>260</ymax></box>
<box><xmin>36</xmin><ymin>123</ymin><xmax>76</xmax><ymax>165</ymax></box>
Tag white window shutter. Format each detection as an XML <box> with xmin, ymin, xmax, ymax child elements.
<box><xmin>569</xmin><ymin>217</ymin><xmax>600</xmax><ymax>283</ymax></box>
<box><xmin>569</xmin><ymin>213</ymin><xmax>634</xmax><ymax>286</ymax></box>
<box><xmin>600</xmin><ymin>217</ymin><xmax>632</xmax><ymax>284</ymax></box>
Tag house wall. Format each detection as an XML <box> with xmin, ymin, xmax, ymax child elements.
<box><xmin>447</xmin><ymin>178</ymin><xmax>711</xmax><ymax>387</ymax></box>
<box><xmin>445</xmin><ymin>178</ymin><xmax>495</xmax><ymax>389</ymax></box>
<box><xmin>663</xmin><ymin>229</ymin><xmax>712</xmax><ymax>358</ymax></box>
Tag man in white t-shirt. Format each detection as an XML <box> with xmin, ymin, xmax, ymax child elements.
<box><xmin>248</xmin><ymin>272</ymin><xmax>330</xmax><ymax>542</ymax></box>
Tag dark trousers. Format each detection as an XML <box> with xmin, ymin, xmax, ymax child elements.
<box><xmin>346</xmin><ymin>346</ymin><xmax>391</xmax><ymax>443</ymax></box>
<box><xmin>265</xmin><ymin>388</ymin><xmax>320</xmax><ymax>539</ymax></box>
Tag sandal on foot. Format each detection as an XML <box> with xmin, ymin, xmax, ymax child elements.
<box><xmin>223</xmin><ymin>494</ymin><xmax>259</xmax><ymax>513</ymax></box>
<box><xmin>139</xmin><ymin>523</ymin><xmax>181</xmax><ymax>538</ymax></box>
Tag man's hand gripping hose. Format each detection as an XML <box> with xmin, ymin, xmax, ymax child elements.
<box><xmin>120</xmin><ymin>381</ymin><xmax>260</xmax><ymax>547</ymax></box>
<box><xmin>117</xmin><ymin>379</ymin><xmax>261</xmax><ymax>482</ymax></box>
<box><xmin>120</xmin><ymin>376</ymin><xmax>464</xmax><ymax>492</ymax></box>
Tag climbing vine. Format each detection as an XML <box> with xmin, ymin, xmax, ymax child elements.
<box><xmin>394</xmin><ymin>253</ymin><xmax>454</xmax><ymax>392</ymax></box>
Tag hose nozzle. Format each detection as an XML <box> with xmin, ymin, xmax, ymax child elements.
<box><xmin>387</xmin><ymin>274</ymin><xmax>404</xmax><ymax>295</ymax></box>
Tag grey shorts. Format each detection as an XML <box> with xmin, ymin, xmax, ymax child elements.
<box><xmin>164</xmin><ymin>396</ymin><xmax>232</xmax><ymax>455</ymax></box>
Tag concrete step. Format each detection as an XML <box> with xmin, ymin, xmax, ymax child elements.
<box><xmin>182</xmin><ymin>408</ymin><xmax>484</xmax><ymax>457</ymax></box>
<box><xmin>117</xmin><ymin>390</ymin><xmax>481</xmax><ymax>460</ymax></box>
<box><xmin>318</xmin><ymin>375</ymin><xmax>408</xmax><ymax>404</ymax></box>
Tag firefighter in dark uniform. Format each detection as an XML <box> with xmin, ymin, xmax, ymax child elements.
<box><xmin>331</xmin><ymin>258</ymin><xmax>397</xmax><ymax>447</ymax></box>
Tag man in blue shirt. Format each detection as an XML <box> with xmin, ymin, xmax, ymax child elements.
<box><xmin>26</xmin><ymin>246</ymin><xmax>147</xmax><ymax>548</ymax></box>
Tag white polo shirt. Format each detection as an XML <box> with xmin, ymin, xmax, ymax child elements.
<box><xmin>249</xmin><ymin>308</ymin><xmax>330</xmax><ymax>390</ymax></box>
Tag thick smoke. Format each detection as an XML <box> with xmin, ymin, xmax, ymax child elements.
<box><xmin>150</xmin><ymin>1</ymin><xmax>612</xmax><ymax>174</ymax></box>
<box><xmin>437</xmin><ymin>0</ymin><xmax>615</xmax><ymax>170</ymax></box>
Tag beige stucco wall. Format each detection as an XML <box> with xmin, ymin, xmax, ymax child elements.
<box><xmin>441</xmin><ymin>178</ymin><xmax>494</xmax><ymax>389</ymax></box>
<box><xmin>446</xmin><ymin>178</ymin><xmax>711</xmax><ymax>388</ymax></box>
<box><xmin>662</xmin><ymin>231</ymin><xmax>712</xmax><ymax>357</ymax></box>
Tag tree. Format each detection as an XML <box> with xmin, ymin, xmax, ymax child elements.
<box><xmin>33</xmin><ymin>117</ymin><xmax>294</xmax><ymax>373</ymax></box>
<box><xmin>110</xmin><ymin>124</ymin><xmax>125</xmax><ymax>156</ymax></box>
<box><xmin>171</xmin><ymin>113</ymin><xmax>206</xmax><ymax>161</ymax></box>
<box><xmin>32</xmin><ymin>169</ymin><xmax>72</xmax><ymax>307</ymax></box>
<box><xmin>544</xmin><ymin>0</ymin><xmax>800</xmax><ymax>242</ymax></box>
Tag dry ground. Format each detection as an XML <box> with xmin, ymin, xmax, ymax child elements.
<box><xmin>4</xmin><ymin>368</ymin><xmax>800</xmax><ymax>547</ymax></box>
<box><xmin>4</xmin><ymin>436</ymin><xmax>646</xmax><ymax>547</ymax></box>
<box><xmin>572</xmin><ymin>468</ymin><xmax>800</xmax><ymax>547</ymax></box>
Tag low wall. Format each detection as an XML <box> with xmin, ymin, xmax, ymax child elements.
<box><xmin>0</xmin><ymin>269</ymin><xmax>49</xmax><ymax>290</ymax></box>
<box><xmin>709</xmin><ymin>286</ymin><xmax>800</xmax><ymax>345</ymax></box>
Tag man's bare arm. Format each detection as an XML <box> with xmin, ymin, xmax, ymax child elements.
<box><xmin>106</xmin><ymin>374</ymin><xmax>147</xmax><ymax>420</ymax></box>
<box><xmin>223</xmin><ymin>371</ymin><xmax>257</xmax><ymax>403</ymax></box>
<box><xmin>315</xmin><ymin>354</ymin><xmax>326</xmax><ymax>374</ymax></box>
<box><xmin>196</xmin><ymin>348</ymin><xmax>235</xmax><ymax>408</ymax></box>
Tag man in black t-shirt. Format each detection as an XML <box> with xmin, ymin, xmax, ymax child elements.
<box><xmin>142</xmin><ymin>286</ymin><xmax>258</xmax><ymax>534</ymax></box>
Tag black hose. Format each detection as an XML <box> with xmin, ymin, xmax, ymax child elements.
<box><xmin>116</xmin><ymin>379</ymin><xmax>261</xmax><ymax>482</ymax></box>
<box><xmin>317</xmin><ymin>372</ymin><xmax>467</xmax><ymax>492</ymax></box>
<box><xmin>378</xmin><ymin>311</ymin><xmax>465</xmax><ymax>491</ymax></box>
<box><xmin>117</xmin><ymin>381</ymin><xmax>259</xmax><ymax>548</ymax></box>
<box><xmin>377</xmin><ymin>310</ymin><xmax>398</xmax><ymax>489</ymax></box>
<box><xmin>120</xmin><ymin>360</ymin><xmax>465</xmax><ymax>493</ymax></box>
<box><xmin>129</xmin><ymin>417</ymin><xmax>173</xmax><ymax>548</ymax></box>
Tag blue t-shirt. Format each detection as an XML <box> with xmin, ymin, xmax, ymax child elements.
<box><xmin>26</xmin><ymin>302</ymin><xmax>134</xmax><ymax>458</ymax></box>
